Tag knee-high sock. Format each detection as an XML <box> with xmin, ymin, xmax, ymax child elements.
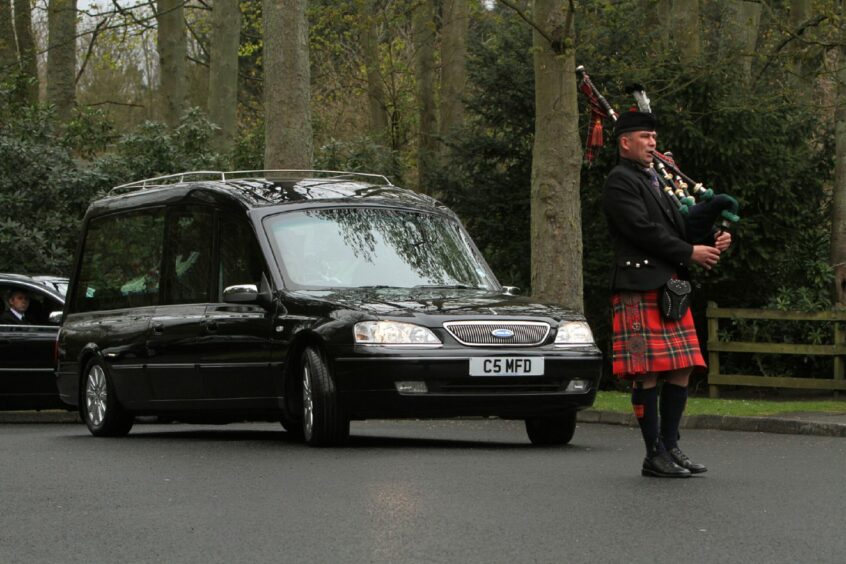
<box><xmin>631</xmin><ymin>385</ymin><xmax>660</xmax><ymax>457</ymax></box>
<box><xmin>660</xmin><ymin>382</ymin><xmax>688</xmax><ymax>450</ymax></box>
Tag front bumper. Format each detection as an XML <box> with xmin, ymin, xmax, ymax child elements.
<box><xmin>331</xmin><ymin>345</ymin><xmax>603</xmax><ymax>419</ymax></box>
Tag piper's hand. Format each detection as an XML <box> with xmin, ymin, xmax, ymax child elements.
<box><xmin>714</xmin><ymin>231</ymin><xmax>732</xmax><ymax>252</ymax></box>
<box><xmin>691</xmin><ymin>245</ymin><xmax>721</xmax><ymax>270</ymax></box>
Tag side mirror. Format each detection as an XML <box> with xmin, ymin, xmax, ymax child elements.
<box><xmin>49</xmin><ymin>311</ymin><xmax>63</xmax><ymax>324</ymax></box>
<box><xmin>223</xmin><ymin>284</ymin><xmax>259</xmax><ymax>303</ymax></box>
<box><xmin>501</xmin><ymin>286</ymin><xmax>521</xmax><ymax>296</ymax></box>
<box><xmin>223</xmin><ymin>273</ymin><xmax>273</xmax><ymax>307</ymax></box>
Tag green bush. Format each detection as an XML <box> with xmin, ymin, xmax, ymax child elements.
<box><xmin>0</xmin><ymin>84</ymin><xmax>226</xmax><ymax>275</ymax></box>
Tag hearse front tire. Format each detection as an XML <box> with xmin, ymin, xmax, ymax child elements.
<box><xmin>81</xmin><ymin>359</ymin><xmax>134</xmax><ymax>437</ymax></box>
<box><xmin>301</xmin><ymin>347</ymin><xmax>349</xmax><ymax>446</ymax></box>
<box><xmin>525</xmin><ymin>410</ymin><xmax>577</xmax><ymax>446</ymax></box>
<box><xmin>279</xmin><ymin>412</ymin><xmax>304</xmax><ymax>439</ymax></box>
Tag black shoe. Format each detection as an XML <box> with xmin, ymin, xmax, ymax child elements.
<box><xmin>669</xmin><ymin>447</ymin><xmax>707</xmax><ymax>474</ymax></box>
<box><xmin>641</xmin><ymin>452</ymin><xmax>692</xmax><ymax>478</ymax></box>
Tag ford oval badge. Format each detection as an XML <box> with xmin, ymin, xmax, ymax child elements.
<box><xmin>491</xmin><ymin>328</ymin><xmax>514</xmax><ymax>339</ymax></box>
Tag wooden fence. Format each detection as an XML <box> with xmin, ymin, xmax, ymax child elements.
<box><xmin>706</xmin><ymin>301</ymin><xmax>846</xmax><ymax>398</ymax></box>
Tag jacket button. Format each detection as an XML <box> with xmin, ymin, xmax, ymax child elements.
<box><xmin>626</xmin><ymin>261</ymin><xmax>631</xmax><ymax>266</ymax></box>
<box><xmin>635</xmin><ymin>263</ymin><xmax>641</xmax><ymax>268</ymax></box>
<box><xmin>644</xmin><ymin>259</ymin><xmax>649</xmax><ymax>265</ymax></box>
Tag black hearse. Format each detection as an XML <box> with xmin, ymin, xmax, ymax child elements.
<box><xmin>56</xmin><ymin>171</ymin><xmax>602</xmax><ymax>445</ymax></box>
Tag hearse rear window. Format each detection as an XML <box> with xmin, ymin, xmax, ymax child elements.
<box><xmin>72</xmin><ymin>209</ymin><xmax>165</xmax><ymax>312</ymax></box>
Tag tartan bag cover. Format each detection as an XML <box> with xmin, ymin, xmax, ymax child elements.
<box><xmin>611</xmin><ymin>289</ymin><xmax>705</xmax><ymax>376</ymax></box>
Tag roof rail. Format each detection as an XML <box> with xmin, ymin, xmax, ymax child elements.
<box><xmin>109</xmin><ymin>169</ymin><xmax>394</xmax><ymax>196</ymax></box>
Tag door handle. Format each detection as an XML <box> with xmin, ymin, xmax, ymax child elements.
<box><xmin>152</xmin><ymin>322</ymin><xmax>164</xmax><ymax>334</ymax></box>
<box><xmin>205</xmin><ymin>320</ymin><xmax>218</xmax><ymax>333</ymax></box>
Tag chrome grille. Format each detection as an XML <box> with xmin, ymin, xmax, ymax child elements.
<box><xmin>443</xmin><ymin>321</ymin><xmax>551</xmax><ymax>347</ymax></box>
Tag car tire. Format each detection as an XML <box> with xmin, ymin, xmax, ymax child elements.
<box><xmin>301</xmin><ymin>347</ymin><xmax>349</xmax><ymax>446</ymax></box>
<box><xmin>279</xmin><ymin>412</ymin><xmax>304</xmax><ymax>438</ymax></box>
<box><xmin>81</xmin><ymin>359</ymin><xmax>134</xmax><ymax>437</ymax></box>
<box><xmin>525</xmin><ymin>410</ymin><xmax>577</xmax><ymax>446</ymax></box>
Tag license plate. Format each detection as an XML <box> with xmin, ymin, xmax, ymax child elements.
<box><xmin>469</xmin><ymin>357</ymin><xmax>544</xmax><ymax>376</ymax></box>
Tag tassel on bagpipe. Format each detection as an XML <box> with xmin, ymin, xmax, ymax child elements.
<box><xmin>575</xmin><ymin>65</ymin><xmax>740</xmax><ymax>243</ymax></box>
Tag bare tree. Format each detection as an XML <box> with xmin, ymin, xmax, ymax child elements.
<box><xmin>14</xmin><ymin>0</ymin><xmax>38</xmax><ymax>103</ymax></box>
<box><xmin>263</xmin><ymin>0</ymin><xmax>313</xmax><ymax>169</ymax></box>
<box><xmin>157</xmin><ymin>0</ymin><xmax>186</xmax><ymax>127</ymax></box>
<box><xmin>360</xmin><ymin>0</ymin><xmax>389</xmax><ymax>141</ymax></box>
<box><xmin>0</xmin><ymin>0</ymin><xmax>17</xmax><ymax>77</ymax></box>
<box><xmin>671</xmin><ymin>0</ymin><xmax>701</xmax><ymax>64</ymax></box>
<box><xmin>208</xmin><ymin>0</ymin><xmax>240</xmax><ymax>154</ymax></box>
<box><xmin>834</xmin><ymin>19</ymin><xmax>846</xmax><ymax>305</ymax></box>
<box><xmin>721</xmin><ymin>0</ymin><xmax>762</xmax><ymax>84</ymax></box>
<box><xmin>528</xmin><ymin>0</ymin><xmax>583</xmax><ymax>310</ymax></box>
<box><xmin>46</xmin><ymin>0</ymin><xmax>77</xmax><ymax>123</ymax></box>
<box><xmin>788</xmin><ymin>0</ymin><xmax>811</xmax><ymax>79</ymax></box>
<box><xmin>412</xmin><ymin>0</ymin><xmax>436</xmax><ymax>194</ymax></box>
<box><xmin>439</xmin><ymin>0</ymin><xmax>469</xmax><ymax>143</ymax></box>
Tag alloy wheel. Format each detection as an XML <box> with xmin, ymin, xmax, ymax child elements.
<box><xmin>85</xmin><ymin>364</ymin><xmax>108</xmax><ymax>427</ymax></box>
<box><xmin>302</xmin><ymin>364</ymin><xmax>314</xmax><ymax>438</ymax></box>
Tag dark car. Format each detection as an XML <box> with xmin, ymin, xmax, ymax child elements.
<box><xmin>56</xmin><ymin>171</ymin><xmax>602</xmax><ymax>445</ymax></box>
<box><xmin>1</xmin><ymin>273</ymin><xmax>68</xmax><ymax>409</ymax></box>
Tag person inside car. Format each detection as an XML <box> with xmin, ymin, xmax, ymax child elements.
<box><xmin>1</xmin><ymin>289</ymin><xmax>32</xmax><ymax>324</ymax></box>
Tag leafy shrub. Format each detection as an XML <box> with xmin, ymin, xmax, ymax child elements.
<box><xmin>0</xmin><ymin>86</ymin><xmax>225</xmax><ymax>275</ymax></box>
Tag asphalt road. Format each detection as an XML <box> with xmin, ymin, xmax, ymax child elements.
<box><xmin>1</xmin><ymin>419</ymin><xmax>844</xmax><ymax>564</ymax></box>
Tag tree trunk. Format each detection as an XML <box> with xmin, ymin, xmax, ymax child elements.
<box><xmin>720</xmin><ymin>0</ymin><xmax>762</xmax><ymax>84</ymax></box>
<box><xmin>157</xmin><ymin>0</ymin><xmax>186</xmax><ymax>128</ymax></box>
<box><xmin>833</xmin><ymin>40</ymin><xmax>846</xmax><ymax>306</ymax></box>
<box><xmin>655</xmin><ymin>0</ymin><xmax>670</xmax><ymax>52</ymax></box>
<box><xmin>14</xmin><ymin>0</ymin><xmax>38</xmax><ymax>103</ymax></box>
<box><xmin>530</xmin><ymin>0</ymin><xmax>583</xmax><ymax>312</ymax></box>
<box><xmin>670</xmin><ymin>0</ymin><xmax>701</xmax><ymax>64</ymax></box>
<box><xmin>46</xmin><ymin>0</ymin><xmax>76</xmax><ymax>124</ymax></box>
<box><xmin>361</xmin><ymin>0</ymin><xmax>389</xmax><ymax>142</ymax></box>
<box><xmin>263</xmin><ymin>0</ymin><xmax>313</xmax><ymax>169</ymax></box>
<box><xmin>412</xmin><ymin>0</ymin><xmax>436</xmax><ymax>194</ymax></box>
<box><xmin>0</xmin><ymin>0</ymin><xmax>17</xmax><ymax>78</ymax></box>
<box><xmin>788</xmin><ymin>0</ymin><xmax>811</xmax><ymax>80</ymax></box>
<box><xmin>439</xmin><ymin>0</ymin><xmax>468</xmax><ymax>143</ymax></box>
<box><xmin>208</xmin><ymin>0</ymin><xmax>240</xmax><ymax>155</ymax></box>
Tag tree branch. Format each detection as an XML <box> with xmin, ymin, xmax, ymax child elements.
<box><xmin>755</xmin><ymin>14</ymin><xmax>829</xmax><ymax>82</ymax></box>
<box><xmin>76</xmin><ymin>17</ymin><xmax>109</xmax><ymax>85</ymax></box>
<box><xmin>84</xmin><ymin>100</ymin><xmax>146</xmax><ymax>109</ymax></box>
<box><xmin>495</xmin><ymin>0</ymin><xmax>555</xmax><ymax>47</ymax></box>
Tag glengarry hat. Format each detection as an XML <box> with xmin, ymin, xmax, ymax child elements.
<box><xmin>613</xmin><ymin>111</ymin><xmax>657</xmax><ymax>137</ymax></box>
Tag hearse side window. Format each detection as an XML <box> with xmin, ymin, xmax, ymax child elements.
<box><xmin>218</xmin><ymin>214</ymin><xmax>265</xmax><ymax>299</ymax></box>
<box><xmin>72</xmin><ymin>209</ymin><xmax>165</xmax><ymax>313</ymax></box>
<box><xmin>162</xmin><ymin>207</ymin><xmax>214</xmax><ymax>304</ymax></box>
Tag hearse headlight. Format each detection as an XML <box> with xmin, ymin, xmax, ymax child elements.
<box><xmin>354</xmin><ymin>321</ymin><xmax>442</xmax><ymax>345</ymax></box>
<box><xmin>554</xmin><ymin>321</ymin><xmax>595</xmax><ymax>346</ymax></box>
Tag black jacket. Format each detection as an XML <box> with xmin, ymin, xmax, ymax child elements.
<box><xmin>0</xmin><ymin>310</ymin><xmax>28</xmax><ymax>324</ymax></box>
<box><xmin>602</xmin><ymin>159</ymin><xmax>697</xmax><ymax>291</ymax></box>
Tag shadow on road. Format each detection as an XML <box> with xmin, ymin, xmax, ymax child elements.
<box><xmin>53</xmin><ymin>423</ymin><xmax>599</xmax><ymax>452</ymax></box>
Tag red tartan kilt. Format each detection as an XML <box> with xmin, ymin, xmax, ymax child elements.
<box><xmin>611</xmin><ymin>289</ymin><xmax>705</xmax><ymax>377</ymax></box>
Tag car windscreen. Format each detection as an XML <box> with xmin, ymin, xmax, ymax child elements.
<box><xmin>264</xmin><ymin>207</ymin><xmax>498</xmax><ymax>290</ymax></box>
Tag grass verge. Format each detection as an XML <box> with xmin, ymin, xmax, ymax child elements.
<box><xmin>593</xmin><ymin>391</ymin><xmax>846</xmax><ymax>417</ymax></box>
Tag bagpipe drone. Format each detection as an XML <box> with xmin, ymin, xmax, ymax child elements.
<box><xmin>576</xmin><ymin>65</ymin><xmax>740</xmax><ymax>244</ymax></box>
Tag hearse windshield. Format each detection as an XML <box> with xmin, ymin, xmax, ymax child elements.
<box><xmin>265</xmin><ymin>207</ymin><xmax>497</xmax><ymax>291</ymax></box>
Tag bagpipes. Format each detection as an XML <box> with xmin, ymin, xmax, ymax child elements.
<box><xmin>576</xmin><ymin>65</ymin><xmax>740</xmax><ymax>244</ymax></box>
